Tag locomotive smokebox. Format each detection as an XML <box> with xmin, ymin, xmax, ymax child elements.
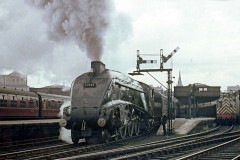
<box><xmin>91</xmin><ymin>61</ymin><xmax>106</xmax><ymax>75</ymax></box>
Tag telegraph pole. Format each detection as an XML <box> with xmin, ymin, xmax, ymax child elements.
<box><xmin>129</xmin><ymin>47</ymin><xmax>179</xmax><ymax>135</ymax></box>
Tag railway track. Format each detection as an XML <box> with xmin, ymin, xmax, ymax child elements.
<box><xmin>177</xmin><ymin>134</ymin><xmax>240</xmax><ymax>160</ymax></box>
<box><xmin>0</xmin><ymin>142</ymin><xmax>81</xmax><ymax>160</ymax></box>
<box><xmin>0</xmin><ymin>136</ymin><xmax>63</xmax><ymax>153</ymax></box>
<box><xmin>0</xmin><ymin>125</ymin><xmax>234</xmax><ymax>160</ymax></box>
<box><xmin>0</xmin><ymin>128</ymin><xmax>153</xmax><ymax>160</ymax></box>
<box><xmin>54</xmin><ymin>125</ymin><xmax>233</xmax><ymax>160</ymax></box>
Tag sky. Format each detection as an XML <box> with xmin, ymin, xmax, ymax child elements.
<box><xmin>0</xmin><ymin>0</ymin><xmax>239</xmax><ymax>92</ymax></box>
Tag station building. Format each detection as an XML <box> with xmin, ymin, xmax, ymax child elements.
<box><xmin>173</xmin><ymin>71</ymin><xmax>221</xmax><ymax>118</ymax></box>
<box><xmin>0</xmin><ymin>71</ymin><xmax>28</xmax><ymax>91</ymax></box>
<box><xmin>29</xmin><ymin>85</ymin><xmax>70</xmax><ymax>96</ymax></box>
<box><xmin>0</xmin><ymin>71</ymin><xmax>70</xmax><ymax>96</ymax></box>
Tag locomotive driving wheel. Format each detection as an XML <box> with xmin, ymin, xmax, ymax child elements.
<box><xmin>134</xmin><ymin>119</ymin><xmax>140</xmax><ymax>135</ymax></box>
<box><xmin>102</xmin><ymin>129</ymin><xmax>111</xmax><ymax>143</ymax></box>
<box><xmin>119</xmin><ymin>125</ymin><xmax>127</xmax><ymax>139</ymax></box>
<box><xmin>127</xmin><ymin>121</ymin><xmax>134</xmax><ymax>137</ymax></box>
<box><xmin>145</xmin><ymin>119</ymin><xmax>151</xmax><ymax>131</ymax></box>
<box><xmin>114</xmin><ymin>129</ymin><xmax>119</xmax><ymax>141</ymax></box>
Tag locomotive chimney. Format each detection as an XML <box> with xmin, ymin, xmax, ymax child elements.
<box><xmin>91</xmin><ymin>61</ymin><xmax>106</xmax><ymax>75</ymax></box>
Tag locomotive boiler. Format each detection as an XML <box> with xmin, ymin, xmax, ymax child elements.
<box><xmin>60</xmin><ymin>61</ymin><xmax>166</xmax><ymax>144</ymax></box>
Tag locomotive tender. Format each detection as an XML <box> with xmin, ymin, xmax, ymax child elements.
<box><xmin>60</xmin><ymin>61</ymin><xmax>168</xmax><ymax>144</ymax></box>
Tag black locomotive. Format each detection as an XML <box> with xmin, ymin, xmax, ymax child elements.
<box><xmin>60</xmin><ymin>61</ymin><xmax>169</xmax><ymax>144</ymax></box>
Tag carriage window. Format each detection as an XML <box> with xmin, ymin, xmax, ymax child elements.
<box><xmin>11</xmin><ymin>100</ymin><xmax>17</xmax><ymax>107</ymax></box>
<box><xmin>0</xmin><ymin>94</ymin><xmax>7</xmax><ymax>107</ymax></box>
<box><xmin>0</xmin><ymin>100</ymin><xmax>7</xmax><ymax>107</ymax></box>
<box><xmin>50</xmin><ymin>100</ymin><xmax>57</xmax><ymax>109</ymax></box>
<box><xmin>46</xmin><ymin>100</ymin><xmax>50</xmax><ymax>109</ymax></box>
<box><xmin>20</xmin><ymin>96</ymin><xmax>25</xmax><ymax>108</ymax></box>
<box><xmin>29</xmin><ymin>101</ymin><xmax>34</xmax><ymax>108</ymax></box>
<box><xmin>20</xmin><ymin>100</ymin><xmax>26</xmax><ymax>108</ymax></box>
<box><xmin>29</xmin><ymin>98</ymin><xmax>35</xmax><ymax>108</ymax></box>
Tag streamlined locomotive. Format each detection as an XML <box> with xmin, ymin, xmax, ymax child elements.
<box><xmin>60</xmin><ymin>61</ymin><xmax>167</xmax><ymax>144</ymax></box>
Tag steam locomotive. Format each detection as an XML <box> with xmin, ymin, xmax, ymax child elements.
<box><xmin>0</xmin><ymin>87</ymin><xmax>70</xmax><ymax>120</ymax></box>
<box><xmin>60</xmin><ymin>61</ymin><xmax>171</xmax><ymax>144</ymax></box>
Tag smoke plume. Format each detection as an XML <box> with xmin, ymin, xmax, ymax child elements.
<box><xmin>29</xmin><ymin>0</ymin><xmax>112</xmax><ymax>61</ymax></box>
<box><xmin>0</xmin><ymin>0</ymin><xmax>132</xmax><ymax>88</ymax></box>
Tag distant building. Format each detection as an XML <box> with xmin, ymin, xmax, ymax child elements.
<box><xmin>0</xmin><ymin>71</ymin><xmax>28</xmax><ymax>90</ymax></box>
<box><xmin>227</xmin><ymin>85</ymin><xmax>240</xmax><ymax>92</ymax></box>
<box><xmin>177</xmin><ymin>71</ymin><xmax>183</xmax><ymax>86</ymax></box>
<box><xmin>0</xmin><ymin>71</ymin><xmax>71</xmax><ymax>95</ymax></box>
<box><xmin>29</xmin><ymin>85</ymin><xmax>70</xmax><ymax>96</ymax></box>
<box><xmin>154</xmin><ymin>86</ymin><xmax>164</xmax><ymax>94</ymax></box>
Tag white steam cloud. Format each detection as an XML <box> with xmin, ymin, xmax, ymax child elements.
<box><xmin>0</xmin><ymin>0</ymin><xmax>132</xmax><ymax>88</ymax></box>
<box><xmin>28</xmin><ymin>0</ymin><xmax>112</xmax><ymax>61</ymax></box>
<box><xmin>58</xmin><ymin>100</ymin><xmax>72</xmax><ymax>143</ymax></box>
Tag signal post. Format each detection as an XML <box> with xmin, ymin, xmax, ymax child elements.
<box><xmin>129</xmin><ymin>47</ymin><xmax>179</xmax><ymax>135</ymax></box>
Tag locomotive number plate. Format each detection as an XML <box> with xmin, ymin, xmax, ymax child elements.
<box><xmin>84</xmin><ymin>83</ymin><xmax>96</xmax><ymax>88</ymax></box>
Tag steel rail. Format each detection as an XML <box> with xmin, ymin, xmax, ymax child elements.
<box><xmin>56</xmin><ymin>126</ymin><xmax>232</xmax><ymax>160</ymax></box>
<box><xmin>0</xmin><ymin>136</ymin><xmax>63</xmax><ymax>153</ymax></box>
<box><xmin>178</xmin><ymin>136</ymin><xmax>240</xmax><ymax>160</ymax></box>
<box><xmin>0</xmin><ymin>125</ymin><xmax>227</xmax><ymax>160</ymax></box>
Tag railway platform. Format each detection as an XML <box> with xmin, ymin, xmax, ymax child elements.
<box><xmin>0</xmin><ymin>119</ymin><xmax>61</xmax><ymax>143</ymax></box>
<box><xmin>157</xmin><ymin>117</ymin><xmax>216</xmax><ymax>135</ymax></box>
<box><xmin>0</xmin><ymin>119</ymin><xmax>60</xmax><ymax>125</ymax></box>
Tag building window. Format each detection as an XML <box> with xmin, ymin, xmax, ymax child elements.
<box><xmin>199</xmin><ymin>87</ymin><xmax>208</xmax><ymax>92</ymax></box>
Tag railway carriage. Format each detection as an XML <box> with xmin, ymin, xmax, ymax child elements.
<box><xmin>0</xmin><ymin>87</ymin><xmax>70</xmax><ymax>119</ymax></box>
